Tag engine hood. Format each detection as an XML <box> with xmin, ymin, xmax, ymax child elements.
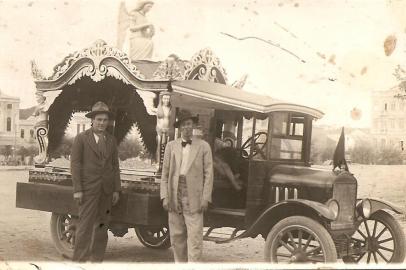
<box><xmin>269</xmin><ymin>164</ymin><xmax>355</xmax><ymax>189</ymax></box>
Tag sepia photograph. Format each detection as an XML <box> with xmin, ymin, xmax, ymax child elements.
<box><xmin>0</xmin><ymin>0</ymin><xmax>406</xmax><ymax>269</ymax></box>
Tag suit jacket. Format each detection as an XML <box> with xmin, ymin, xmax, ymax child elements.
<box><xmin>160</xmin><ymin>137</ymin><xmax>213</xmax><ymax>213</ymax></box>
<box><xmin>70</xmin><ymin>129</ymin><xmax>121</xmax><ymax>195</ymax></box>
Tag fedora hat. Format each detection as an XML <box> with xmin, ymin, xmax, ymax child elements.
<box><xmin>85</xmin><ymin>101</ymin><xmax>114</xmax><ymax>119</ymax></box>
<box><xmin>174</xmin><ymin>109</ymin><xmax>198</xmax><ymax>128</ymax></box>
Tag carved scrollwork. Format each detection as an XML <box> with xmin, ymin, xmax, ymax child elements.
<box><xmin>184</xmin><ymin>48</ymin><xmax>228</xmax><ymax>84</ymax></box>
<box><xmin>50</xmin><ymin>39</ymin><xmax>146</xmax><ymax>84</ymax></box>
<box><xmin>153</xmin><ymin>54</ymin><xmax>184</xmax><ymax>80</ymax></box>
<box><xmin>33</xmin><ymin>127</ymin><xmax>48</xmax><ymax>164</ymax></box>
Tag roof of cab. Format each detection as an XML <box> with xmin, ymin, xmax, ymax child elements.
<box><xmin>171</xmin><ymin>80</ymin><xmax>324</xmax><ymax>119</ymax></box>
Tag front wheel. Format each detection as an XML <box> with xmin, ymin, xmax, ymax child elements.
<box><xmin>264</xmin><ymin>216</ymin><xmax>337</xmax><ymax>263</ymax></box>
<box><xmin>50</xmin><ymin>213</ymin><xmax>77</xmax><ymax>259</ymax></box>
<box><xmin>343</xmin><ymin>210</ymin><xmax>405</xmax><ymax>263</ymax></box>
<box><xmin>135</xmin><ymin>225</ymin><xmax>171</xmax><ymax>249</ymax></box>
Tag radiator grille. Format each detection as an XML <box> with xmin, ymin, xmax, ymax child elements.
<box><xmin>332</xmin><ymin>181</ymin><xmax>357</xmax><ymax>226</ymax></box>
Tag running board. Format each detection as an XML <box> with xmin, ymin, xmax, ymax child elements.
<box><xmin>203</xmin><ymin>227</ymin><xmax>243</xmax><ymax>244</ymax></box>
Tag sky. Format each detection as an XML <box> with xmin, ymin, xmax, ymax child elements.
<box><xmin>1</xmin><ymin>0</ymin><xmax>406</xmax><ymax>128</ymax></box>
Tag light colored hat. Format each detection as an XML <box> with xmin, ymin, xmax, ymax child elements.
<box><xmin>85</xmin><ymin>101</ymin><xmax>114</xmax><ymax>119</ymax></box>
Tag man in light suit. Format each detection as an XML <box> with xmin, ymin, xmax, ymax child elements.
<box><xmin>160</xmin><ymin>109</ymin><xmax>213</xmax><ymax>262</ymax></box>
<box><xmin>71</xmin><ymin>101</ymin><xmax>121</xmax><ymax>262</ymax></box>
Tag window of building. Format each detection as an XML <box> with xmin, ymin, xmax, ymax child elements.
<box><xmin>7</xmin><ymin>104</ymin><xmax>12</xmax><ymax>110</ymax></box>
<box><xmin>381</xmin><ymin>138</ymin><xmax>386</xmax><ymax>147</ymax></box>
<box><xmin>391</xmin><ymin>103</ymin><xmax>396</xmax><ymax>111</ymax></box>
<box><xmin>6</xmin><ymin>117</ymin><xmax>11</xmax><ymax>131</ymax></box>
<box><xmin>82</xmin><ymin>124</ymin><xmax>86</xmax><ymax>131</ymax></box>
<box><xmin>77</xmin><ymin>124</ymin><xmax>80</xmax><ymax>135</ymax></box>
<box><xmin>384</xmin><ymin>103</ymin><xmax>388</xmax><ymax>111</ymax></box>
<box><xmin>20</xmin><ymin>129</ymin><xmax>24</xmax><ymax>138</ymax></box>
<box><xmin>30</xmin><ymin>129</ymin><xmax>34</xmax><ymax>138</ymax></box>
<box><xmin>381</xmin><ymin>121</ymin><xmax>387</xmax><ymax>133</ymax></box>
<box><xmin>399</xmin><ymin>119</ymin><xmax>404</xmax><ymax>130</ymax></box>
<box><xmin>400</xmin><ymin>101</ymin><xmax>405</xmax><ymax>111</ymax></box>
<box><xmin>401</xmin><ymin>140</ymin><xmax>404</xmax><ymax>151</ymax></box>
<box><xmin>390</xmin><ymin>119</ymin><xmax>395</xmax><ymax>129</ymax></box>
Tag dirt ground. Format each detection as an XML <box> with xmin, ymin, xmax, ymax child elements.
<box><xmin>0</xmin><ymin>164</ymin><xmax>405</xmax><ymax>263</ymax></box>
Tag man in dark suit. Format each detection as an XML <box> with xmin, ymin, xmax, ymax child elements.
<box><xmin>70</xmin><ymin>101</ymin><xmax>121</xmax><ymax>262</ymax></box>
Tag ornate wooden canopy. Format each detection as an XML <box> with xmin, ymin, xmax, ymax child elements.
<box><xmin>31</xmin><ymin>40</ymin><xmax>229</xmax><ymax>164</ymax></box>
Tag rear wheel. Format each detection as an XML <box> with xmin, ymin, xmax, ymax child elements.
<box><xmin>343</xmin><ymin>210</ymin><xmax>405</xmax><ymax>263</ymax></box>
<box><xmin>135</xmin><ymin>225</ymin><xmax>171</xmax><ymax>249</ymax></box>
<box><xmin>264</xmin><ymin>216</ymin><xmax>337</xmax><ymax>263</ymax></box>
<box><xmin>50</xmin><ymin>213</ymin><xmax>77</xmax><ymax>259</ymax></box>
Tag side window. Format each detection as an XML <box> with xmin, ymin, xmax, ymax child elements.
<box><xmin>270</xmin><ymin>112</ymin><xmax>304</xmax><ymax>160</ymax></box>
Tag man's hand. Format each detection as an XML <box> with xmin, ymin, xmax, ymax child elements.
<box><xmin>112</xmin><ymin>192</ymin><xmax>120</xmax><ymax>206</ymax></box>
<box><xmin>73</xmin><ymin>192</ymin><xmax>83</xmax><ymax>205</ymax></box>
<box><xmin>162</xmin><ymin>198</ymin><xmax>169</xmax><ymax>211</ymax></box>
<box><xmin>200</xmin><ymin>200</ymin><xmax>209</xmax><ymax>212</ymax></box>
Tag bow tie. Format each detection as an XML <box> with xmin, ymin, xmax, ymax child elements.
<box><xmin>181</xmin><ymin>140</ymin><xmax>192</xmax><ymax>147</ymax></box>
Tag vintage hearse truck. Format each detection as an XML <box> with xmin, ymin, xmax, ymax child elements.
<box><xmin>16</xmin><ymin>40</ymin><xmax>405</xmax><ymax>263</ymax></box>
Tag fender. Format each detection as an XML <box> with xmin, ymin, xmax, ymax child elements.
<box><xmin>220</xmin><ymin>199</ymin><xmax>335</xmax><ymax>242</ymax></box>
<box><xmin>365</xmin><ymin>197</ymin><xmax>403</xmax><ymax>215</ymax></box>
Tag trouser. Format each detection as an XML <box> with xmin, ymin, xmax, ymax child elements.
<box><xmin>168</xmin><ymin>175</ymin><xmax>204</xmax><ymax>262</ymax></box>
<box><xmin>73</xmin><ymin>191</ymin><xmax>113</xmax><ymax>262</ymax></box>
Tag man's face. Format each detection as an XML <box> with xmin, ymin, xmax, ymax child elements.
<box><xmin>91</xmin><ymin>113</ymin><xmax>109</xmax><ymax>133</ymax></box>
<box><xmin>180</xmin><ymin>119</ymin><xmax>194</xmax><ymax>139</ymax></box>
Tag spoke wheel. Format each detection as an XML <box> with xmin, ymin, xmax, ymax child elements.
<box><xmin>344</xmin><ymin>210</ymin><xmax>405</xmax><ymax>263</ymax></box>
<box><xmin>135</xmin><ymin>225</ymin><xmax>171</xmax><ymax>249</ymax></box>
<box><xmin>50</xmin><ymin>213</ymin><xmax>77</xmax><ymax>259</ymax></box>
<box><xmin>264</xmin><ymin>216</ymin><xmax>337</xmax><ymax>263</ymax></box>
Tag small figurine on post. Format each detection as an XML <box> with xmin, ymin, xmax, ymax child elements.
<box><xmin>156</xmin><ymin>91</ymin><xmax>175</xmax><ymax>172</ymax></box>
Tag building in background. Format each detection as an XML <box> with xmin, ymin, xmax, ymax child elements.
<box><xmin>0</xmin><ymin>90</ymin><xmax>20</xmax><ymax>147</ymax></box>
<box><xmin>18</xmin><ymin>106</ymin><xmax>36</xmax><ymax>147</ymax></box>
<box><xmin>371</xmin><ymin>86</ymin><xmax>406</xmax><ymax>150</ymax></box>
<box><xmin>65</xmin><ymin>112</ymin><xmax>90</xmax><ymax>138</ymax></box>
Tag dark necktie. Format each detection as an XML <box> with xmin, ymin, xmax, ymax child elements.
<box><xmin>97</xmin><ymin>134</ymin><xmax>107</xmax><ymax>159</ymax></box>
<box><xmin>181</xmin><ymin>140</ymin><xmax>192</xmax><ymax>147</ymax></box>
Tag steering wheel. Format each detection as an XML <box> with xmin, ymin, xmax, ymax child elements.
<box><xmin>240</xmin><ymin>132</ymin><xmax>268</xmax><ymax>159</ymax></box>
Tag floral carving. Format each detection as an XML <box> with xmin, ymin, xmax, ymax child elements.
<box><xmin>184</xmin><ymin>48</ymin><xmax>228</xmax><ymax>84</ymax></box>
<box><xmin>49</xmin><ymin>39</ymin><xmax>145</xmax><ymax>83</ymax></box>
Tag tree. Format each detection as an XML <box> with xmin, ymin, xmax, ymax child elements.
<box><xmin>376</xmin><ymin>146</ymin><xmax>403</xmax><ymax>165</ymax></box>
<box><xmin>349</xmin><ymin>142</ymin><xmax>377</xmax><ymax>164</ymax></box>
<box><xmin>117</xmin><ymin>138</ymin><xmax>145</xmax><ymax>160</ymax></box>
<box><xmin>0</xmin><ymin>145</ymin><xmax>13</xmax><ymax>157</ymax></box>
<box><xmin>49</xmin><ymin>136</ymin><xmax>74</xmax><ymax>159</ymax></box>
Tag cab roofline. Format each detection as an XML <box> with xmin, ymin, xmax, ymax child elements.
<box><xmin>172</xmin><ymin>80</ymin><xmax>324</xmax><ymax>119</ymax></box>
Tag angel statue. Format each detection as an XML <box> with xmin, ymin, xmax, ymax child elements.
<box><xmin>117</xmin><ymin>1</ymin><xmax>155</xmax><ymax>60</ymax></box>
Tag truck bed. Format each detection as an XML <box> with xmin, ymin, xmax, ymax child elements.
<box><xmin>16</xmin><ymin>167</ymin><xmax>166</xmax><ymax>226</ymax></box>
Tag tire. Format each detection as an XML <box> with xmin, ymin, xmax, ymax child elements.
<box><xmin>50</xmin><ymin>213</ymin><xmax>77</xmax><ymax>259</ymax></box>
<box><xmin>264</xmin><ymin>216</ymin><xmax>337</xmax><ymax>263</ymax></box>
<box><xmin>344</xmin><ymin>210</ymin><xmax>405</xmax><ymax>263</ymax></box>
<box><xmin>135</xmin><ymin>225</ymin><xmax>171</xmax><ymax>249</ymax></box>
